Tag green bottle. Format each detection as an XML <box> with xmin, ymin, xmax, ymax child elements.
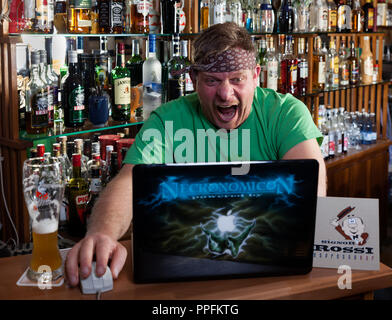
<box><xmin>111</xmin><ymin>42</ymin><xmax>131</xmax><ymax>122</ymax></box>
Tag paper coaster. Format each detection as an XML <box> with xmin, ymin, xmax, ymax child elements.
<box><xmin>16</xmin><ymin>248</ymin><xmax>71</xmax><ymax>288</ymax></box>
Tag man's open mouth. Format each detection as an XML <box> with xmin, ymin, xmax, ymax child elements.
<box><xmin>216</xmin><ymin>105</ymin><xmax>238</xmax><ymax>122</ymax></box>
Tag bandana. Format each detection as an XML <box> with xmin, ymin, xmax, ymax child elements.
<box><xmin>170</xmin><ymin>48</ymin><xmax>256</xmax><ymax>76</ymax></box>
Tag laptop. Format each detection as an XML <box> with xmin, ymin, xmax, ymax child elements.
<box><xmin>132</xmin><ymin>160</ymin><xmax>319</xmax><ymax>283</ymax></box>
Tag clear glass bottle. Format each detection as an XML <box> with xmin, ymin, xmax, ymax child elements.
<box><xmin>312</xmin><ymin>37</ymin><xmax>326</xmax><ymax>91</ymax></box>
<box><xmin>265</xmin><ymin>35</ymin><xmax>278</xmax><ymax>91</ymax></box>
<box><xmin>351</xmin><ymin>0</ymin><xmax>364</xmax><ymax>32</ymax></box>
<box><xmin>316</xmin><ymin>0</ymin><xmax>329</xmax><ymax>32</ymax></box>
<box><xmin>211</xmin><ymin>0</ymin><xmax>226</xmax><ymax>25</ymax></box>
<box><xmin>260</xmin><ymin>0</ymin><xmax>275</xmax><ymax>32</ymax></box>
<box><xmin>143</xmin><ymin>34</ymin><xmax>162</xmax><ymax>120</ymax></box>
<box><xmin>230</xmin><ymin>0</ymin><xmax>242</xmax><ymax>26</ymax></box>
<box><xmin>38</xmin><ymin>49</ymin><xmax>54</xmax><ymax>129</ymax></box>
<box><xmin>360</xmin><ymin>36</ymin><xmax>374</xmax><ymax>84</ymax></box>
<box><xmin>67</xmin><ymin>0</ymin><xmax>92</xmax><ymax>34</ymax></box>
<box><xmin>280</xmin><ymin>35</ymin><xmax>298</xmax><ymax>95</ymax></box>
<box><xmin>327</xmin><ymin>0</ymin><xmax>337</xmax><ymax>32</ymax></box>
<box><xmin>200</xmin><ymin>0</ymin><xmax>210</xmax><ymax>30</ymax></box>
<box><xmin>297</xmin><ymin>38</ymin><xmax>308</xmax><ymax>96</ymax></box>
<box><xmin>337</xmin><ymin>0</ymin><xmax>351</xmax><ymax>32</ymax></box>
<box><xmin>180</xmin><ymin>40</ymin><xmax>194</xmax><ymax>95</ymax></box>
<box><xmin>348</xmin><ymin>39</ymin><xmax>360</xmax><ymax>85</ymax></box>
<box><xmin>259</xmin><ymin>37</ymin><xmax>268</xmax><ymax>88</ymax></box>
<box><xmin>339</xmin><ymin>39</ymin><xmax>350</xmax><ymax>87</ymax></box>
<box><xmin>25</xmin><ymin>51</ymin><xmax>48</xmax><ymax>135</ymax></box>
<box><xmin>327</xmin><ymin>39</ymin><xmax>339</xmax><ymax>89</ymax></box>
<box><xmin>318</xmin><ymin>105</ymin><xmax>330</xmax><ymax>160</ymax></box>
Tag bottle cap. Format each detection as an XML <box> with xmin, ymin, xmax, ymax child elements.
<box><xmin>117</xmin><ymin>42</ymin><xmax>125</xmax><ymax>54</ymax></box>
<box><xmin>72</xmin><ymin>153</ymin><xmax>81</xmax><ymax>167</ymax></box>
<box><xmin>37</xmin><ymin>144</ymin><xmax>45</xmax><ymax>157</ymax></box>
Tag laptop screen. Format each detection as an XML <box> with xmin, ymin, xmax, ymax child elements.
<box><xmin>132</xmin><ymin>160</ymin><xmax>319</xmax><ymax>283</ymax></box>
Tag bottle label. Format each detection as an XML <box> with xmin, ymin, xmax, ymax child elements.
<box><xmin>70</xmin><ymin>0</ymin><xmax>92</xmax><ymax>9</ymax></box>
<box><xmin>90</xmin><ymin>178</ymin><xmax>102</xmax><ymax>193</ymax></box>
<box><xmin>368</xmin><ymin>9</ymin><xmax>374</xmax><ymax>28</ymax></box>
<box><xmin>143</xmin><ymin>82</ymin><xmax>162</xmax><ymax>108</ymax></box>
<box><xmin>76</xmin><ymin>194</ymin><xmax>89</xmax><ymax>205</ymax></box>
<box><xmin>364</xmin><ymin>59</ymin><xmax>373</xmax><ymax>76</ymax></box>
<box><xmin>213</xmin><ymin>4</ymin><xmax>225</xmax><ymax>24</ymax></box>
<box><xmin>185</xmin><ymin>73</ymin><xmax>194</xmax><ymax>93</ymax></box>
<box><xmin>137</xmin><ymin>0</ymin><xmax>152</xmax><ymax>17</ymax></box>
<box><xmin>321</xmin><ymin>134</ymin><xmax>329</xmax><ymax>158</ymax></box>
<box><xmin>68</xmin><ymin>86</ymin><xmax>85</xmax><ymax>122</ymax></box>
<box><xmin>267</xmin><ymin>61</ymin><xmax>278</xmax><ymax>91</ymax></box>
<box><xmin>111</xmin><ymin>1</ymin><xmax>124</xmax><ymax>27</ymax></box>
<box><xmin>329</xmin><ymin>9</ymin><xmax>337</xmax><ymax>28</ymax></box>
<box><xmin>99</xmin><ymin>1</ymin><xmax>110</xmax><ymax>27</ymax></box>
<box><xmin>329</xmin><ymin>139</ymin><xmax>335</xmax><ymax>155</ymax></box>
<box><xmin>299</xmin><ymin>61</ymin><xmax>308</xmax><ymax>78</ymax></box>
<box><xmin>290</xmin><ymin>64</ymin><xmax>297</xmax><ymax>83</ymax></box>
<box><xmin>318</xmin><ymin>8</ymin><xmax>328</xmax><ymax>30</ymax></box>
<box><xmin>341</xmin><ymin>67</ymin><xmax>349</xmax><ymax>83</ymax></box>
<box><xmin>78</xmin><ymin>19</ymin><xmax>92</xmax><ymax>27</ymax></box>
<box><xmin>318</xmin><ymin>62</ymin><xmax>326</xmax><ymax>83</ymax></box>
<box><xmin>114</xmin><ymin>78</ymin><xmax>131</xmax><ymax>105</ymax></box>
<box><xmin>338</xmin><ymin>5</ymin><xmax>351</xmax><ymax>30</ymax></box>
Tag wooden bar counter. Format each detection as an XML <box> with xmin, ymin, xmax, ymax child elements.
<box><xmin>1</xmin><ymin>240</ymin><xmax>392</xmax><ymax>300</ymax></box>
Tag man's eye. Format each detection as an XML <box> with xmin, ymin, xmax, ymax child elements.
<box><xmin>205</xmin><ymin>78</ymin><xmax>218</xmax><ymax>85</ymax></box>
<box><xmin>231</xmin><ymin>78</ymin><xmax>243</xmax><ymax>84</ymax></box>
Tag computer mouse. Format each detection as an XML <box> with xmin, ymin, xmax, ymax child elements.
<box><xmin>80</xmin><ymin>262</ymin><xmax>113</xmax><ymax>295</ymax></box>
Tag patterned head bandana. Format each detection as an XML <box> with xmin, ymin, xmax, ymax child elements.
<box><xmin>192</xmin><ymin>48</ymin><xmax>256</xmax><ymax>73</ymax></box>
<box><xmin>170</xmin><ymin>48</ymin><xmax>256</xmax><ymax>76</ymax></box>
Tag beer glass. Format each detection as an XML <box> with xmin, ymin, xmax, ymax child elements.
<box><xmin>22</xmin><ymin>157</ymin><xmax>65</xmax><ymax>281</ymax></box>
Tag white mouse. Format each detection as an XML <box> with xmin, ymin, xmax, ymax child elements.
<box><xmin>80</xmin><ymin>262</ymin><xmax>113</xmax><ymax>295</ymax></box>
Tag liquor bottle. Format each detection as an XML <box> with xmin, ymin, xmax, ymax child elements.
<box><xmin>339</xmin><ymin>40</ymin><xmax>350</xmax><ymax>87</ymax></box>
<box><xmin>316</xmin><ymin>0</ymin><xmax>329</xmax><ymax>32</ymax></box>
<box><xmin>326</xmin><ymin>110</ymin><xmax>336</xmax><ymax>158</ymax></box>
<box><xmin>143</xmin><ymin>34</ymin><xmax>162</xmax><ymax>120</ymax></box>
<box><xmin>38</xmin><ymin>50</ymin><xmax>54</xmax><ymax>129</ymax></box>
<box><xmin>280</xmin><ymin>35</ymin><xmax>298</xmax><ymax>95</ymax></box>
<box><xmin>312</xmin><ymin>37</ymin><xmax>326</xmax><ymax>91</ymax></box>
<box><xmin>318</xmin><ymin>106</ymin><xmax>330</xmax><ymax>160</ymax></box>
<box><xmin>23</xmin><ymin>0</ymin><xmax>36</xmax><ymax>33</ymax></box>
<box><xmin>25</xmin><ymin>51</ymin><xmax>48</xmax><ymax>135</ymax></box>
<box><xmin>348</xmin><ymin>40</ymin><xmax>360</xmax><ymax>85</ymax></box>
<box><xmin>126</xmin><ymin>39</ymin><xmax>144</xmax><ymax>121</ymax></box>
<box><xmin>327</xmin><ymin>0</ymin><xmax>337</xmax><ymax>32</ymax></box>
<box><xmin>66</xmin><ymin>153</ymin><xmax>89</xmax><ymax>237</ymax></box>
<box><xmin>74</xmin><ymin>138</ymin><xmax>89</xmax><ymax>179</ymax></box>
<box><xmin>229</xmin><ymin>0</ymin><xmax>242</xmax><ymax>26</ymax></box>
<box><xmin>360</xmin><ymin>36</ymin><xmax>374</xmax><ymax>84</ymax></box>
<box><xmin>277</xmin><ymin>34</ymin><xmax>285</xmax><ymax>93</ymax></box>
<box><xmin>351</xmin><ymin>0</ymin><xmax>364</xmax><ymax>32</ymax></box>
<box><xmin>68</xmin><ymin>0</ymin><xmax>92</xmax><ymax>34</ymax></box>
<box><xmin>338</xmin><ymin>107</ymin><xmax>348</xmax><ymax>153</ymax></box>
<box><xmin>363</xmin><ymin>0</ymin><xmax>374</xmax><ymax>32</ymax></box>
<box><xmin>85</xmin><ymin>165</ymin><xmax>102</xmax><ymax>225</ymax></box>
<box><xmin>278</xmin><ymin>0</ymin><xmax>294</xmax><ymax>33</ymax></box>
<box><xmin>91</xmin><ymin>0</ymin><xmax>99</xmax><ymax>33</ymax></box>
<box><xmin>326</xmin><ymin>39</ymin><xmax>339</xmax><ymax>89</ymax></box>
<box><xmin>160</xmin><ymin>41</ymin><xmax>170</xmax><ymax>104</ymax></box>
<box><xmin>265</xmin><ymin>35</ymin><xmax>278</xmax><ymax>91</ymax></box>
<box><xmin>87</xmin><ymin>153</ymin><xmax>107</xmax><ymax>182</ymax></box>
<box><xmin>9</xmin><ymin>0</ymin><xmax>24</xmax><ymax>33</ymax></box>
<box><xmin>332</xmin><ymin>108</ymin><xmax>343</xmax><ymax>155</ymax></box>
<box><xmin>35</xmin><ymin>0</ymin><xmax>49</xmax><ymax>33</ymax></box>
<box><xmin>37</xmin><ymin>144</ymin><xmax>45</xmax><ymax>157</ymax></box>
<box><xmin>260</xmin><ymin>0</ymin><xmax>275</xmax><ymax>33</ymax></box>
<box><xmin>63</xmin><ymin>50</ymin><xmax>85</xmax><ymax>127</ymax></box>
<box><xmin>96</xmin><ymin>37</ymin><xmax>110</xmax><ymax>91</ymax></box>
<box><xmin>79</xmin><ymin>53</ymin><xmax>96</xmax><ymax>119</ymax></box>
<box><xmin>211</xmin><ymin>0</ymin><xmax>226</xmax><ymax>25</ymax></box>
<box><xmin>297</xmin><ymin>38</ymin><xmax>308</xmax><ymax>96</ymax></box>
<box><xmin>54</xmin><ymin>0</ymin><xmax>67</xmax><ymax>33</ymax></box>
<box><xmin>109</xmin><ymin>151</ymin><xmax>119</xmax><ymax>179</ymax></box>
<box><xmin>45</xmin><ymin>38</ymin><xmax>60</xmax><ymax>130</ymax></box>
<box><xmin>58</xmin><ymin>136</ymin><xmax>72</xmax><ymax>180</ymax></box>
<box><xmin>98</xmin><ymin>0</ymin><xmax>111</xmax><ymax>33</ymax></box>
<box><xmin>167</xmin><ymin>34</ymin><xmax>186</xmax><ymax>101</ymax></box>
<box><xmin>111</xmin><ymin>43</ymin><xmax>131</xmax><ymax>122</ymax></box>
<box><xmin>134</xmin><ymin>0</ymin><xmax>151</xmax><ymax>33</ymax></box>
<box><xmin>337</xmin><ymin>0</ymin><xmax>351</xmax><ymax>32</ymax></box>
<box><xmin>377</xmin><ymin>0</ymin><xmax>387</xmax><ymax>27</ymax></box>
<box><xmin>259</xmin><ymin>38</ymin><xmax>268</xmax><ymax>88</ymax></box>
<box><xmin>111</xmin><ymin>0</ymin><xmax>125</xmax><ymax>33</ymax></box>
<box><xmin>180</xmin><ymin>40</ymin><xmax>194</xmax><ymax>95</ymax></box>
<box><xmin>161</xmin><ymin>0</ymin><xmax>180</xmax><ymax>33</ymax></box>
<box><xmin>200</xmin><ymin>0</ymin><xmax>210</xmax><ymax>31</ymax></box>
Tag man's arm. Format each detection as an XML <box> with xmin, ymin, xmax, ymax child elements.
<box><xmin>282</xmin><ymin>139</ymin><xmax>327</xmax><ymax>197</ymax></box>
<box><xmin>65</xmin><ymin>164</ymin><xmax>134</xmax><ymax>286</ymax></box>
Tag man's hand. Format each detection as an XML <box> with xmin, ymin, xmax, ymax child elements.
<box><xmin>65</xmin><ymin>233</ymin><xmax>128</xmax><ymax>287</ymax></box>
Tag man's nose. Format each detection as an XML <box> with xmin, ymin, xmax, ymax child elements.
<box><xmin>216</xmin><ymin>80</ymin><xmax>234</xmax><ymax>101</ymax></box>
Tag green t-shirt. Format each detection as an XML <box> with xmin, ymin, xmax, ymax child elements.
<box><xmin>123</xmin><ymin>87</ymin><xmax>323</xmax><ymax>164</ymax></box>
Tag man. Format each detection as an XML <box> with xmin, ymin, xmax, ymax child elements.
<box><xmin>65</xmin><ymin>22</ymin><xmax>326</xmax><ymax>286</ymax></box>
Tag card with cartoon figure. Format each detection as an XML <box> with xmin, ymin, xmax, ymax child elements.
<box><xmin>313</xmin><ymin>196</ymin><xmax>379</xmax><ymax>271</ymax></box>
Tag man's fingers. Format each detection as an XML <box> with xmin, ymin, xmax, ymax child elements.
<box><xmin>109</xmin><ymin>243</ymin><xmax>128</xmax><ymax>279</ymax></box>
<box><xmin>78</xmin><ymin>237</ymin><xmax>95</xmax><ymax>279</ymax></box>
<box><xmin>95</xmin><ymin>239</ymin><xmax>112</xmax><ymax>277</ymax></box>
<box><xmin>65</xmin><ymin>242</ymin><xmax>82</xmax><ymax>287</ymax></box>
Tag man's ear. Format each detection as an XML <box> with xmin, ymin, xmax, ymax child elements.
<box><xmin>190</xmin><ymin>69</ymin><xmax>197</xmax><ymax>88</ymax></box>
